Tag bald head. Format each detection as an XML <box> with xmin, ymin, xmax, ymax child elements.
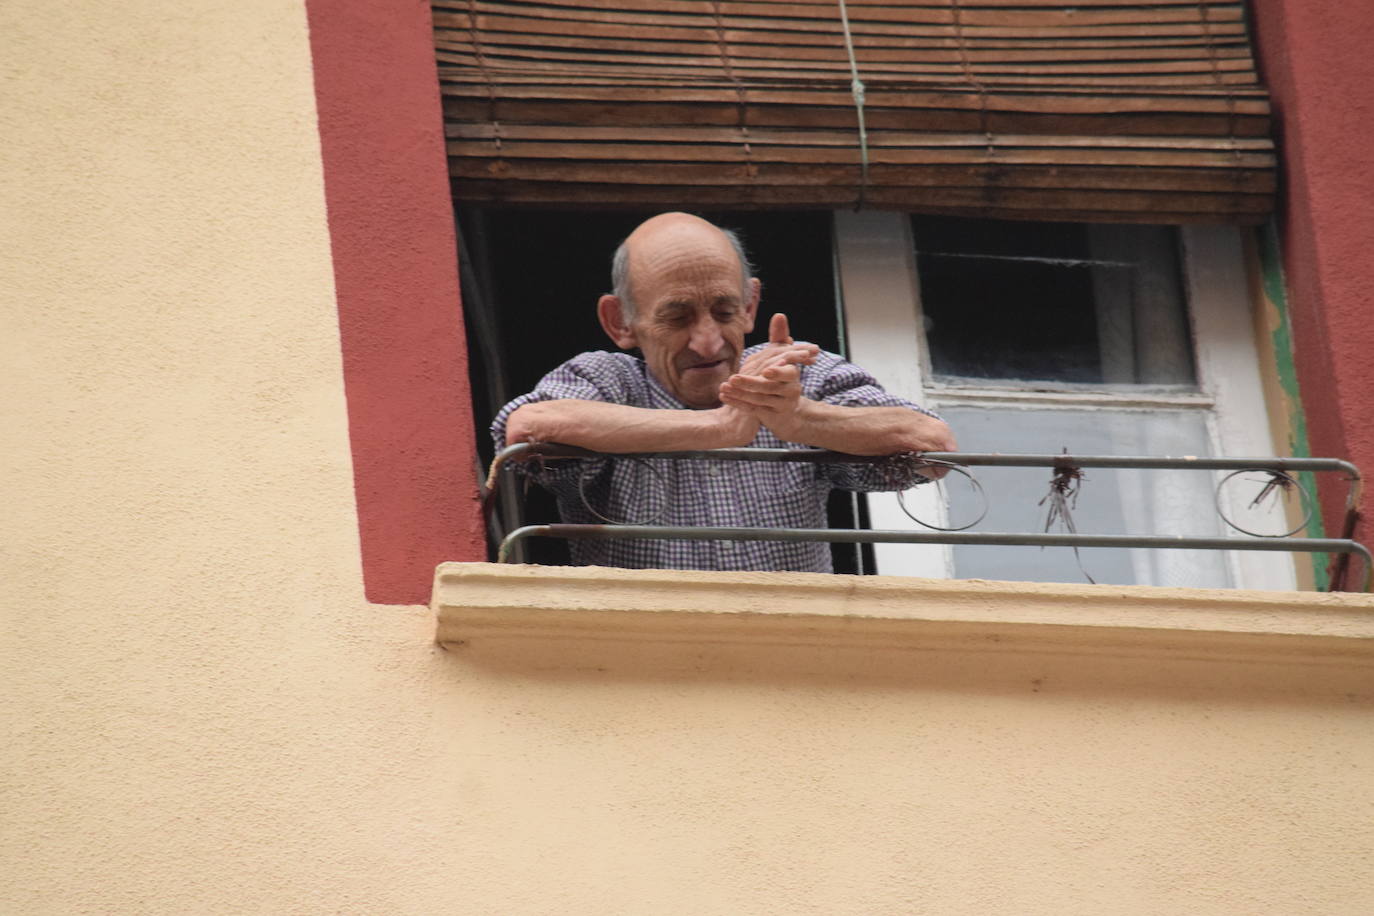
<box><xmin>611</xmin><ymin>213</ymin><xmax>754</xmax><ymax>321</ymax></box>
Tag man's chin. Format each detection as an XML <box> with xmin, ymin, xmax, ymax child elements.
<box><xmin>675</xmin><ymin>367</ymin><xmax>730</xmax><ymax>408</ymax></box>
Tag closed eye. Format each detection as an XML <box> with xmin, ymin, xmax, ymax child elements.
<box><xmin>655</xmin><ymin>304</ymin><xmax>693</xmax><ymax>327</ymax></box>
<box><xmin>712</xmin><ymin>298</ymin><xmax>740</xmax><ymax>321</ymax></box>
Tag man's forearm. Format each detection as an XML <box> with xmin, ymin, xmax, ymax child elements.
<box><xmin>770</xmin><ymin>398</ymin><xmax>957</xmax><ymax>457</ymax></box>
<box><xmin>504</xmin><ymin>399</ymin><xmax>758</xmax><ymax>453</ymax></box>
<box><xmin>718</xmin><ymin>357</ymin><xmax>954</xmax><ymax>461</ymax></box>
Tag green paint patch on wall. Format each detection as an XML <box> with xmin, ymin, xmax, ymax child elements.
<box><xmin>1258</xmin><ymin>222</ymin><xmax>1328</xmax><ymax>591</ymax></box>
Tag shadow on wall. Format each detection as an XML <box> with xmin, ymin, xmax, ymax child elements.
<box><xmin>436</xmin><ymin>631</ymin><xmax>1374</xmax><ymax>711</ymax></box>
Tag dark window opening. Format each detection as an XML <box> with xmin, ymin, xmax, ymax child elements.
<box><xmin>911</xmin><ymin>216</ymin><xmax>1197</xmax><ymax>388</ymax></box>
<box><xmin>458</xmin><ymin>207</ymin><xmax>873</xmax><ymax>574</ymax></box>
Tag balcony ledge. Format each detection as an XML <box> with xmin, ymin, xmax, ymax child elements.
<box><xmin>433</xmin><ymin>563</ymin><xmax>1374</xmax><ymax>664</ymax></box>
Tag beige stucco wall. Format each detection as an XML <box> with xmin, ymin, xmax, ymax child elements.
<box><xmin>4</xmin><ymin>3</ymin><xmax>1374</xmax><ymax>914</ymax></box>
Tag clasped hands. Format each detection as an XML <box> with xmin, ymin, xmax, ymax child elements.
<box><xmin>717</xmin><ymin>313</ymin><xmax>818</xmax><ymax>442</ymax></box>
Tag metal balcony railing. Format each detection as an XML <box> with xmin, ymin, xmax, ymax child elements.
<box><xmin>482</xmin><ymin>443</ymin><xmax>1369</xmax><ymax>591</ymax></box>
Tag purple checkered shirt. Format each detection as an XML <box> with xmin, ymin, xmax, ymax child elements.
<box><xmin>491</xmin><ymin>346</ymin><xmax>940</xmax><ymax>573</ymax></box>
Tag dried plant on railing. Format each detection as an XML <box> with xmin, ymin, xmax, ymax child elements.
<box><xmin>1039</xmin><ymin>457</ymin><xmax>1095</xmax><ymax>584</ymax></box>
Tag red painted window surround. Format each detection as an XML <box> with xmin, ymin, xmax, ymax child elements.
<box><xmin>305</xmin><ymin>0</ymin><xmax>486</xmax><ymax>604</ymax></box>
<box><xmin>301</xmin><ymin>0</ymin><xmax>1374</xmax><ymax>597</ymax></box>
<box><xmin>1250</xmin><ymin>0</ymin><xmax>1374</xmax><ymax>549</ymax></box>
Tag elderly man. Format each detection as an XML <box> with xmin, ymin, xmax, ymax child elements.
<box><xmin>493</xmin><ymin>212</ymin><xmax>955</xmax><ymax>572</ymax></box>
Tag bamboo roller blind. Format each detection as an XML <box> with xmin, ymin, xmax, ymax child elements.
<box><xmin>434</xmin><ymin>0</ymin><xmax>1275</xmax><ymax>222</ymax></box>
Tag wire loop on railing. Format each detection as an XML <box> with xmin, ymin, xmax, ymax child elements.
<box><xmin>894</xmin><ymin>459</ymin><xmax>988</xmax><ymax>531</ymax></box>
<box><xmin>1213</xmin><ymin>468</ymin><xmax>1316</xmax><ymax>538</ymax></box>
<box><xmin>574</xmin><ymin>456</ymin><xmax>672</xmax><ymax>526</ymax></box>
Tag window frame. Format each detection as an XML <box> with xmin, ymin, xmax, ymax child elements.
<box><xmin>835</xmin><ymin>211</ymin><xmax>1298</xmax><ymax>591</ymax></box>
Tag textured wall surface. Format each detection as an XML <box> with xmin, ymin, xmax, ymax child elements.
<box><xmin>0</xmin><ymin>0</ymin><xmax>420</xmax><ymax>910</ymax></box>
<box><xmin>4</xmin><ymin>1</ymin><xmax>1374</xmax><ymax>914</ymax></box>
<box><xmin>306</xmin><ymin>0</ymin><xmax>486</xmax><ymax>603</ymax></box>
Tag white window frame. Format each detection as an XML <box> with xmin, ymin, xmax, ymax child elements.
<box><xmin>834</xmin><ymin>210</ymin><xmax>1296</xmax><ymax>591</ymax></box>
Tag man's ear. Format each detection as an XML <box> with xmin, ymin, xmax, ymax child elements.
<box><xmin>597</xmin><ymin>295</ymin><xmax>638</xmax><ymax>350</ymax></box>
<box><xmin>742</xmin><ymin>277</ymin><xmax>762</xmax><ymax>333</ymax></box>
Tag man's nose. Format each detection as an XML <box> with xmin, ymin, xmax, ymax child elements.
<box><xmin>687</xmin><ymin>313</ymin><xmax>725</xmax><ymax>357</ymax></box>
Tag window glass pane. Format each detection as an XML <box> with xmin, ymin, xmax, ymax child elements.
<box><xmin>910</xmin><ymin>216</ymin><xmax>1196</xmax><ymax>387</ymax></box>
<box><xmin>936</xmin><ymin>405</ymin><xmax>1230</xmax><ymax>588</ymax></box>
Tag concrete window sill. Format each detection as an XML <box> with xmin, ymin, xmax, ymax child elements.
<box><xmin>433</xmin><ymin>563</ymin><xmax>1374</xmax><ymax>663</ymax></box>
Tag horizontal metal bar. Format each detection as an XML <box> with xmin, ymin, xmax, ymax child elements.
<box><xmin>922</xmin><ymin>453</ymin><xmax>1361</xmax><ymax>475</ymax></box>
<box><xmin>493</xmin><ymin>442</ymin><xmax>1360</xmax><ymax>477</ymax></box>
<box><xmin>505</xmin><ymin>524</ymin><xmax>1362</xmax><ymax>554</ymax></box>
<box><xmin>498</xmin><ymin>525</ymin><xmax>1373</xmax><ymax>592</ymax></box>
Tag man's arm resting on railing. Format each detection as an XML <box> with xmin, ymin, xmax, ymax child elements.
<box><xmin>769</xmin><ymin>399</ymin><xmax>956</xmax><ymax>457</ymax></box>
<box><xmin>503</xmin><ymin>399</ymin><xmax>760</xmax><ymax>453</ymax></box>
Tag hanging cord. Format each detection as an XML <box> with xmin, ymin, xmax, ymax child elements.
<box><xmin>466</xmin><ymin>0</ymin><xmax>502</xmax><ymax>155</ymax></box>
<box><xmin>836</xmin><ymin>0</ymin><xmax>870</xmax><ymax>209</ymax></box>
<box><xmin>712</xmin><ymin>1</ymin><xmax>756</xmax><ymax>181</ymax></box>
<box><xmin>948</xmin><ymin>0</ymin><xmax>994</xmax><ymax>164</ymax></box>
<box><xmin>1196</xmin><ymin>0</ymin><xmax>1245</xmax><ymax>216</ymax></box>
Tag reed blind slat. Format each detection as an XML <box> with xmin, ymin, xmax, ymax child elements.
<box><xmin>434</xmin><ymin>0</ymin><xmax>1275</xmax><ymax>221</ymax></box>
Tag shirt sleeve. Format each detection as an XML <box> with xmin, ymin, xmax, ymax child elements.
<box><xmin>490</xmin><ymin>351</ymin><xmax>635</xmax><ymax>448</ymax></box>
<box><xmin>806</xmin><ymin>353</ymin><xmax>944</xmax><ymax>492</ymax></box>
<box><xmin>490</xmin><ymin>351</ymin><xmax>636</xmax><ymax>492</ymax></box>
